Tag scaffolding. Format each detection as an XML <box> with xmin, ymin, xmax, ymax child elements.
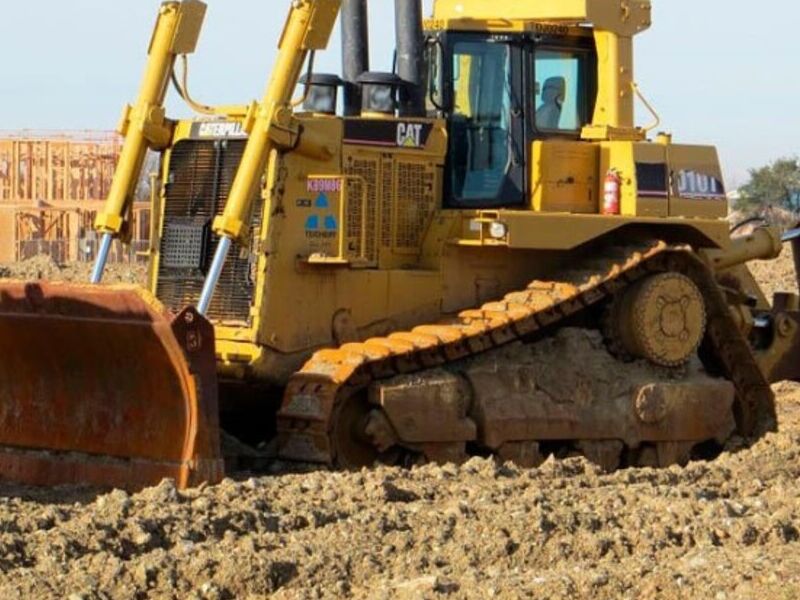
<box><xmin>0</xmin><ymin>131</ymin><xmax>150</xmax><ymax>264</ymax></box>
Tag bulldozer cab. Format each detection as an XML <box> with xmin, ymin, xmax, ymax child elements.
<box><xmin>429</xmin><ymin>27</ymin><xmax>597</xmax><ymax>208</ymax></box>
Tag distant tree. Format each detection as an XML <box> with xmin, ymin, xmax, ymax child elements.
<box><xmin>735</xmin><ymin>157</ymin><xmax>800</xmax><ymax>213</ymax></box>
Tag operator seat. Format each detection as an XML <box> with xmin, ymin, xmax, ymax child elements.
<box><xmin>536</xmin><ymin>77</ymin><xmax>566</xmax><ymax>130</ymax></box>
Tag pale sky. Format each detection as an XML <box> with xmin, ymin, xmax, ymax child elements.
<box><xmin>1</xmin><ymin>1</ymin><xmax>798</xmax><ymax>188</ymax></box>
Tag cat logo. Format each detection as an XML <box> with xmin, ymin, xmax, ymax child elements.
<box><xmin>193</xmin><ymin>121</ymin><xmax>247</xmax><ymax>139</ymax></box>
<box><xmin>397</xmin><ymin>123</ymin><xmax>425</xmax><ymax>148</ymax></box>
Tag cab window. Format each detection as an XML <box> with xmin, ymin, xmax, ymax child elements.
<box><xmin>448</xmin><ymin>41</ymin><xmax>512</xmax><ymax>202</ymax></box>
<box><xmin>534</xmin><ymin>49</ymin><xmax>590</xmax><ymax>132</ymax></box>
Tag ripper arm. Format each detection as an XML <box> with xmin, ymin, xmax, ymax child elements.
<box><xmin>701</xmin><ymin>225</ymin><xmax>800</xmax><ymax>385</ymax></box>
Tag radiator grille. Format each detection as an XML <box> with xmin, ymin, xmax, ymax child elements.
<box><xmin>343</xmin><ymin>153</ymin><xmax>438</xmax><ymax>260</ymax></box>
<box><xmin>343</xmin><ymin>177</ymin><xmax>364</xmax><ymax>260</ymax></box>
<box><xmin>380</xmin><ymin>157</ymin><xmax>394</xmax><ymax>249</ymax></box>
<box><xmin>156</xmin><ymin>139</ymin><xmax>262</xmax><ymax>324</ymax></box>
<box><xmin>395</xmin><ymin>162</ymin><xmax>436</xmax><ymax>251</ymax></box>
<box><xmin>343</xmin><ymin>156</ymin><xmax>379</xmax><ymax>262</ymax></box>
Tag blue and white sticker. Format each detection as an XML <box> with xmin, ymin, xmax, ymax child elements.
<box><xmin>305</xmin><ymin>193</ymin><xmax>338</xmax><ymax>232</ymax></box>
<box><xmin>304</xmin><ymin>192</ymin><xmax>338</xmax><ymax>239</ymax></box>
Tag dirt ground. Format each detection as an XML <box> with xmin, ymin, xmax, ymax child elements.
<box><xmin>0</xmin><ymin>252</ymin><xmax>798</xmax><ymax>599</ymax></box>
<box><xmin>750</xmin><ymin>249</ymin><xmax>800</xmax><ymax>301</ymax></box>
<box><xmin>0</xmin><ymin>255</ymin><xmax>146</xmax><ymax>285</ymax></box>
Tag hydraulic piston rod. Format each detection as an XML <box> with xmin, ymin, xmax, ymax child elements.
<box><xmin>704</xmin><ymin>227</ymin><xmax>783</xmax><ymax>272</ymax></box>
<box><xmin>91</xmin><ymin>233</ymin><xmax>115</xmax><ymax>284</ymax></box>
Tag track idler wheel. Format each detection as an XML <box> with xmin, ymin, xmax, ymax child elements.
<box><xmin>331</xmin><ymin>394</ymin><xmax>402</xmax><ymax>469</ymax></box>
<box><xmin>609</xmin><ymin>272</ymin><xmax>707</xmax><ymax>367</ymax></box>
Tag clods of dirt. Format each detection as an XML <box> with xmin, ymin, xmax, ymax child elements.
<box><xmin>0</xmin><ymin>252</ymin><xmax>798</xmax><ymax>599</ymax></box>
<box><xmin>0</xmin><ymin>255</ymin><xmax>145</xmax><ymax>285</ymax></box>
<box><xmin>0</xmin><ymin>416</ymin><xmax>798</xmax><ymax>599</ymax></box>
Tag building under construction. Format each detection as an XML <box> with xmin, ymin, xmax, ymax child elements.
<box><xmin>0</xmin><ymin>131</ymin><xmax>150</xmax><ymax>264</ymax></box>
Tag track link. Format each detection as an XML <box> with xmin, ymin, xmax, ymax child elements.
<box><xmin>277</xmin><ymin>242</ymin><xmax>776</xmax><ymax>465</ymax></box>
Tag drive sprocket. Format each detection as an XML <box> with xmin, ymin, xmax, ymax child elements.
<box><xmin>611</xmin><ymin>272</ymin><xmax>707</xmax><ymax>367</ymax></box>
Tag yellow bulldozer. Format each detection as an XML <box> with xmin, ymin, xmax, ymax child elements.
<box><xmin>2</xmin><ymin>0</ymin><xmax>800</xmax><ymax>491</ymax></box>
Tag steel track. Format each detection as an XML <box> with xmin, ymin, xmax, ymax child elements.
<box><xmin>277</xmin><ymin>242</ymin><xmax>776</xmax><ymax>465</ymax></box>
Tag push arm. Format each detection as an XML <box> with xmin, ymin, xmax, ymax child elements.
<box><xmin>197</xmin><ymin>0</ymin><xmax>341</xmax><ymax>315</ymax></box>
<box><xmin>91</xmin><ymin>0</ymin><xmax>207</xmax><ymax>283</ymax></box>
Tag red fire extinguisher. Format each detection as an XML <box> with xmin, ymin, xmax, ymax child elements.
<box><xmin>602</xmin><ymin>169</ymin><xmax>622</xmax><ymax>215</ymax></box>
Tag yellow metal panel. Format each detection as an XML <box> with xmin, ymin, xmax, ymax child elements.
<box><xmin>667</xmin><ymin>144</ymin><xmax>728</xmax><ymax>220</ymax></box>
<box><xmin>425</xmin><ymin>18</ymin><xmax>591</xmax><ymax>36</ymax></box>
<box><xmin>170</xmin><ymin>0</ymin><xmax>207</xmax><ymax>54</ymax></box>
<box><xmin>598</xmin><ymin>141</ymin><xmax>670</xmax><ymax>217</ymax></box>
<box><xmin>531</xmin><ymin>141</ymin><xmax>598</xmax><ymax>214</ymax></box>
<box><xmin>439</xmin><ymin>244</ymin><xmax>555</xmax><ymax>314</ymax></box>
<box><xmin>302</xmin><ymin>0</ymin><xmax>342</xmax><ymax>49</ymax></box>
<box><xmin>599</xmin><ymin>141</ymin><xmax>636</xmax><ymax>216</ymax></box>
<box><xmin>432</xmin><ymin>0</ymin><xmax>650</xmax><ymax>35</ymax></box>
<box><xmin>434</xmin><ymin>0</ymin><xmax>591</xmax><ymax>21</ymax></box>
<box><xmin>635</xmin><ymin>198</ymin><xmax>667</xmax><ymax>217</ymax></box>
<box><xmin>590</xmin><ymin>31</ymin><xmax>635</xmax><ymax>131</ymax></box>
<box><xmin>278</xmin><ymin>0</ymin><xmax>341</xmax><ymax>51</ymax></box>
<box><xmin>464</xmin><ymin>211</ymin><xmax>731</xmax><ymax>251</ymax></box>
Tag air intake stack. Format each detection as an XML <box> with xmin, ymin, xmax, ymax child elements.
<box><xmin>394</xmin><ymin>0</ymin><xmax>426</xmax><ymax>117</ymax></box>
<box><xmin>341</xmin><ymin>0</ymin><xmax>370</xmax><ymax>117</ymax></box>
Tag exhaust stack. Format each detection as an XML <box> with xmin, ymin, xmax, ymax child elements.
<box><xmin>341</xmin><ymin>0</ymin><xmax>370</xmax><ymax>117</ymax></box>
<box><xmin>394</xmin><ymin>0</ymin><xmax>426</xmax><ymax>118</ymax></box>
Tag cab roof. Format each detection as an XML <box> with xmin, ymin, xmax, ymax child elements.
<box><xmin>428</xmin><ymin>0</ymin><xmax>651</xmax><ymax>36</ymax></box>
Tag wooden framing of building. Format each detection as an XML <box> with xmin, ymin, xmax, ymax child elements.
<box><xmin>0</xmin><ymin>131</ymin><xmax>150</xmax><ymax>264</ymax></box>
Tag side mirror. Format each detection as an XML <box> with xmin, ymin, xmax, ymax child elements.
<box><xmin>426</xmin><ymin>38</ymin><xmax>446</xmax><ymax>113</ymax></box>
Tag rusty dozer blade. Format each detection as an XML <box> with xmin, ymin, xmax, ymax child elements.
<box><xmin>0</xmin><ymin>280</ymin><xmax>224</xmax><ymax>491</ymax></box>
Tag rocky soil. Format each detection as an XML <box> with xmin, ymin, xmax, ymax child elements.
<box><xmin>750</xmin><ymin>245</ymin><xmax>799</xmax><ymax>301</ymax></box>
<box><xmin>0</xmin><ymin>255</ymin><xmax>146</xmax><ymax>285</ymax></box>
<box><xmin>0</xmin><ymin>252</ymin><xmax>798</xmax><ymax>599</ymax></box>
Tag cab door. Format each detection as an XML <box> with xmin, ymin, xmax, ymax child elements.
<box><xmin>444</xmin><ymin>36</ymin><xmax>526</xmax><ymax>208</ymax></box>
